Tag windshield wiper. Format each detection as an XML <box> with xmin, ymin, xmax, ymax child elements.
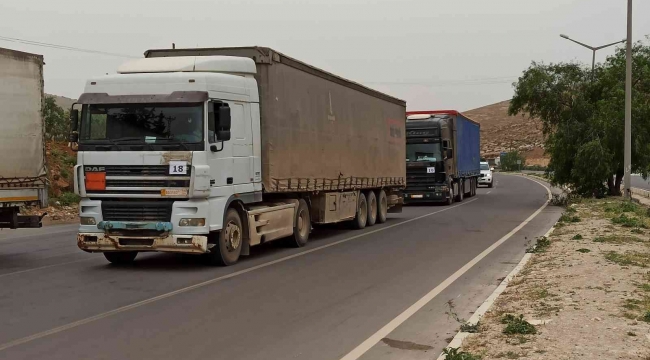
<box><xmin>112</xmin><ymin>137</ymin><xmax>154</xmax><ymax>150</ymax></box>
<box><xmin>158</xmin><ymin>138</ymin><xmax>191</xmax><ymax>151</ymax></box>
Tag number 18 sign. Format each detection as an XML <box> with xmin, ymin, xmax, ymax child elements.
<box><xmin>169</xmin><ymin>161</ymin><xmax>188</xmax><ymax>175</ymax></box>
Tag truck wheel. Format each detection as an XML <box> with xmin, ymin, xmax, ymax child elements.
<box><xmin>377</xmin><ymin>190</ymin><xmax>388</xmax><ymax>224</ymax></box>
<box><xmin>289</xmin><ymin>199</ymin><xmax>310</xmax><ymax>247</ymax></box>
<box><xmin>103</xmin><ymin>251</ymin><xmax>138</xmax><ymax>265</ymax></box>
<box><xmin>352</xmin><ymin>192</ymin><xmax>368</xmax><ymax>229</ymax></box>
<box><xmin>455</xmin><ymin>181</ymin><xmax>464</xmax><ymax>202</ymax></box>
<box><xmin>488</xmin><ymin>181</ymin><xmax>493</xmax><ymax>189</ymax></box>
<box><xmin>209</xmin><ymin>208</ymin><xmax>243</xmax><ymax>266</ymax></box>
<box><xmin>366</xmin><ymin>191</ymin><xmax>378</xmax><ymax>226</ymax></box>
<box><xmin>472</xmin><ymin>178</ymin><xmax>477</xmax><ymax>196</ymax></box>
<box><xmin>446</xmin><ymin>185</ymin><xmax>454</xmax><ymax>206</ymax></box>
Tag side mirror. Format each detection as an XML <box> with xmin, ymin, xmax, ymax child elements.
<box><xmin>70</xmin><ymin>109</ymin><xmax>79</xmax><ymax>132</ymax></box>
<box><xmin>218</xmin><ymin>106</ymin><xmax>231</xmax><ymax>131</ymax></box>
<box><xmin>69</xmin><ymin>133</ymin><xmax>79</xmax><ymax>142</ymax></box>
<box><xmin>217</xmin><ymin>130</ymin><xmax>231</xmax><ymax>141</ymax></box>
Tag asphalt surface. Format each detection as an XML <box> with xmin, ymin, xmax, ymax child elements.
<box><xmin>0</xmin><ymin>174</ymin><xmax>561</xmax><ymax>360</ymax></box>
<box><xmin>632</xmin><ymin>174</ymin><xmax>650</xmax><ymax>191</ymax></box>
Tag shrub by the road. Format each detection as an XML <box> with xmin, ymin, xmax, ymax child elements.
<box><xmin>501</xmin><ymin>314</ymin><xmax>537</xmax><ymax>335</ymax></box>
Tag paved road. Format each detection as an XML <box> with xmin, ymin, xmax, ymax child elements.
<box><xmin>0</xmin><ymin>174</ymin><xmax>560</xmax><ymax>360</ymax></box>
<box><xmin>632</xmin><ymin>174</ymin><xmax>650</xmax><ymax>191</ymax></box>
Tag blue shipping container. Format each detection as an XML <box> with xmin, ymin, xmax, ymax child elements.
<box><xmin>455</xmin><ymin>114</ymin><xmax>481</xmax><ymax>177</ymax></box>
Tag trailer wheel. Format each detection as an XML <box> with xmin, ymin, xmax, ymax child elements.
<box><xmin>209</xmin><ymin>208</ymin><xmax>243</xmax><ymax>266</ymax></box>
<box><xmin>472</xmin><ymin>178</ymin><xmax>477</xmax><ymax>196</ymax></box>
<box><xmin>352</xmin><ymin>192</ymin><xmax>368</xmax><ymax>229</ymax></box>
<box><xmin>455</xmin><ymin>181</ymin><xmax>464</xmax><ymax>202</ymax></box>
<box><xmin>366</xmin><ymin>191</ymin><xmax>378</xmax><ymax>226</ymax></box>
<box><xmin>377</xmin><ymin>190</ymin><xmax>388</xmax><ymax>224</ymax></box>
<box><xmin>289</xmin><ymin>199</ymin><xmax>310</xmax><ymax>247</ymax></box>
<box><xmin>104</xmin><ymin>251</ymin><xmax>138</xmax><ymax>265</ymax></box>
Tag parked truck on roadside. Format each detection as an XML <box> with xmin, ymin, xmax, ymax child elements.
<box><xmin>71</xmin><ymin>46</ymin><xmax>405</xmax><ymax>265</ymax></box>
<box><xmin>403</xmin><ymin>111</ymin><xmax>480</xmax><ymax>205</ymax></box>
<box><xmin>0</xmin><ymin>47</ymin><xmax>48</xmax><ymax>229</ymax></box>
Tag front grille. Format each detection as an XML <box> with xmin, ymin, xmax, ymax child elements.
<box><xmin>103</xmin><ymin>165</ymin><xmax>192</xmax><ymax>177</ymax></box>
<box><xmin>406</xmin><ymin>168</ymin><xmax>446</xmax><ymax>189</ymax></box>
<box><xmin>105</xmin><ymin>179</ymin><xmax>190</xmax><ymax>188</ymax></box>
<box><xmin>101</xmin><ymin>200</ymin><xmax>173</xmax><ymax>222</ymax></box>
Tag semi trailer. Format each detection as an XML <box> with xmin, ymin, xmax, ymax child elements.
<box><xmin>71</xmin><ymin>47</ymin><xmax>405</xmax><ymax>265</ymax></box>
<box><xmin>404</xmin><ymin>110</ymin><xmax>480</xmax><ymax>205</ymax></box>
<box><xmin>0</xmin><ymin>47</ymin><xmax>48</xmax><ymax>229</ymax></box>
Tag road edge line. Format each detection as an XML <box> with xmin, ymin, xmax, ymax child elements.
<box><xmin>435</xmin><ymin>224</ymin><xmax>556</xmax><ymax>360</ymax></box>
<box><xmin>338</xmin><ymin>175</ymin><xmax>552</xmax><ymax>360</ymax></box>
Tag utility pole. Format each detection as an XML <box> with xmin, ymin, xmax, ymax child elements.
<box><xmin>624</xmin><ymin>0</ymin><xmax>632</xmax><ymax>199</ymax></box>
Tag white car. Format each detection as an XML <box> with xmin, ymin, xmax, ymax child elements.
<box><xmin>478</xmin><ymin>162</ymin><xmax>493</xmax><ymax>188</ymax></box>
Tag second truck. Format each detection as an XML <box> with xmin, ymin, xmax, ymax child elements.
<box><xmin>403</xmin><ymin>110</ymin><xmax>480</xmax><ymax>205</ymax></box>
<box><xmin>71</xmin><ymin>46</ymin><xmax>405</xmax><ymax>265</ymax></box>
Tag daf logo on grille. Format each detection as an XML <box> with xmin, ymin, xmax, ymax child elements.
<box><xmin>85</xmin><ymin>166</ymin><xmax>106</xmax><ymax>172</ymax></box>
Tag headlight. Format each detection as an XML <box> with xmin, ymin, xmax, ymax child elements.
<box><xmin>80</xmin><ymin>217</ymin><xmax>96</xmax><ymax>225</ymax></box>
<box><xmin>179</xmin><ymin>218</ymin><xmax>206</xmax><ymax>227</ymax></box>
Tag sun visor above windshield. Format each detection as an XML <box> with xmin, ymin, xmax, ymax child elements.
<box><xmin>77</xmin><ymin>91</ymin><xmax>209</xmax><ymax>104</ymax></box>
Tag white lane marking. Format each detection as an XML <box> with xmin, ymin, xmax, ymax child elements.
<box><xmin>0</xmin><ymin>258</ymin><xmax>95</xmax><ymax>279</ymax></box>
<box><xmin>486</xmin><ymin>191</ymin><xmax>492</xmax><ymax>194</ymax></box>
<box><xmin>0</xmin><ymin>198</ymin><xmax>479</xmax><ymax>353</ymax></box>
<box><xmin>435</xmin><ymin>223</ymin><xmax>557</xmax><ymax>360</ymax></box>
<box><xmin>339</xmin><ymin>176</ymin><xmax>551</xmax><ymax>360</ymax></box>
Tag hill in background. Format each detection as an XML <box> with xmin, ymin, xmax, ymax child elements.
<box><xmin>464</xmin><ymin>100</ymin><xmax>549</xmax><ymax>167</ymax></box>
<box><xmin>47</xmin><ymin>94</ymin><xmax>76</xmax><ymax>110</ymax></box>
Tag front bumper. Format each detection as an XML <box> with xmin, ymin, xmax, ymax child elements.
<box><xmin>478</xmin><ymin>177</ymin><xmax>493</xmax><ymax>185</ymax></box>
<box><xmin>77</xmin><ymin>233</ymin><xmax>209</xmax><ymax>254</ymax></box>
<box><xmin>404</xmin><ymin>191</ymin><xmax>448</xmax><ymax>203</ymax></box>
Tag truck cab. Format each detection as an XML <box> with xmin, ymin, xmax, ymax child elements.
<box><xmin>72</xmin><ymin>56</ymin><xmax>260</xmax><ymax>264</ymax></box>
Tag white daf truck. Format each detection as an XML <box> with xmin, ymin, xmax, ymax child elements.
<box><xmin>72</xmin><ymin>47</ymin><xmax>405</xmax><ymax>265</ymax></box>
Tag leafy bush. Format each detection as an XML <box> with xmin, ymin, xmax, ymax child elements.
<box><xmin>443</xmin><ymin>348</ymin><xmax>482</xmax><ymax>360</ymax></box>
<box><xmin>54</xmin><ymin>192</ymin><xmax>80</xmax><ymax>207</ymax></box>
<box><xmin>501</xmin><ymin>314</ymin><xmax>537</xmax><ymax>335</ymax></box>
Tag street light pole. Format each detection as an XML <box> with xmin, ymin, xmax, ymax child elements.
<box><xmin>624</xmin><ymin>0</ymin><xmax>633</xmax><ymax>199</ymax></box>
<box><xmin>559</xmin><ymin>34</ymin><xmax>626</xmax><ymax>77</ymax></box>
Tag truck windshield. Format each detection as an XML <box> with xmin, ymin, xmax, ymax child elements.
<box><xmin>481</xmin><ymin>164</ymin><xmax>490</xmax><ymax>170</ymax></box>
<box><xmin>406</xmin><ymin>143</ymin><xmax>442</xmax><ymax>162</ymax></box>
<box><xmin>79</xmin><ymin>103</ymin><xmax>204</xmax><ymax>146</ymax></box>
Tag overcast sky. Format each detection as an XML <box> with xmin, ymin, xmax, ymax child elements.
<box><xmin>1</xmin><ymin>0</ymin><xmax>648</xmax><ymax>111</ymax></box>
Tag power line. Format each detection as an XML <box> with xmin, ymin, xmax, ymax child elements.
<box><xmin>0</xmin><ymin>35</ymin><xmax>138</xmax><ymax>58</ymax></box>
<box><xmin>363</xmin><ymin>76</ymin><xmax>519</xmax><ymax>87</ymax></box>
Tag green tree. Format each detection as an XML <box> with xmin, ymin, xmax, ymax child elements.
<box><xmin>43</xmin><ymin>95</ymin><xmax>69</xmax><ymax>141</ymax></box>
<box><xmin>501</xmin><ymin>150</ymin><xmax>526</xmax><ymax>171</ymax></box>
<box><xmin>509</xmin><ymin>39</ymin><xmax>650</xmax><ymax>196</ymax></box>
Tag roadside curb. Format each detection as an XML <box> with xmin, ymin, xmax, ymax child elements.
<box><xmin>435</xmin><ymin>224</ymin><xmax>556</xmax><ymax>360</ymax></box>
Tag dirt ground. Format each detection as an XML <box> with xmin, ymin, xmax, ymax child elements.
<box><xmin>459</xmin><ymin>197</ymin><xmax>650</xmax><ymax>359</ymax></box>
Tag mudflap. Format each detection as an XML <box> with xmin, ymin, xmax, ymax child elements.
<box><xmin>388</xmin><ymin>203</ymin><xmax>403</xmax><ymax>213</ymax></box>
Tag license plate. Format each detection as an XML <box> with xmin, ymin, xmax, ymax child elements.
<box><xmin>411</xmin><ymin>194</ymin><xmax>424</xmax><ymax>199</ymax></box>
<box><xmin>161</xmin><ymin>188</ymin><xmax>188</xmax><ymax>196</ymax></box>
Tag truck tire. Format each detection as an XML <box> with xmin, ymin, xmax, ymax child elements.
<box><xmin>472</xmin><ymin>178</ymin><xmax>477</xmax><ymax>196</ymax></box>
<box><xmin>352</xmin><ymin>192</ymin><xmax>368</xmax><ymax>229</ymax></box>
<box><xmin>446</xmin><ymin>185</ymin><xmax>454</xmax><ymax>206</ymax></box>
<box><xmin>104</xmin><ymin>251</ymin><xmax>138</xmax><ymax>265</ymax></box>
<box><xmin>289</xmin><ymin>199</ymin><xmax>310</xmax><ymax>247</ymax></box>
<box><xmin>455</xmin><ymin>181</ymin><xmax>464</xmax><ymax>202</ymax></box>
<box><xmin>209</xmin><ymin>208</ymin><xmax>243</xmax><ymax>266</ymax></box>
<box><xmin>377</xmin><ymin>190</ymin><xmax>388</xmax><ymax>224</ymax></box>
<box><xmin>488</xmin><ymin>180</ymin><xmax>494</xmax><ymax>189</ymax></box>
<box><xmin>366</xmin><ymin>191</ymin><xmax>378</xmax><ymax>226</ymax></box>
